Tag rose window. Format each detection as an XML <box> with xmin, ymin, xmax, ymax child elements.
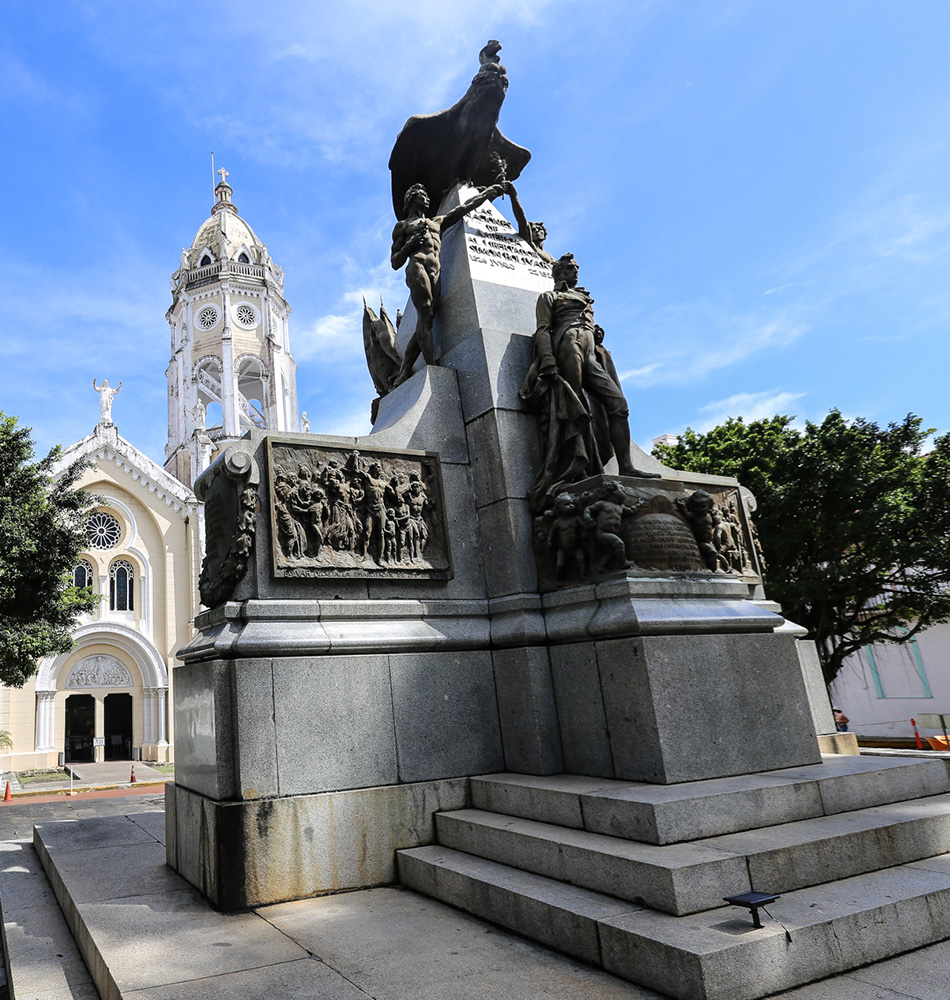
<box><xmin>197</xmin><ymin>306</ymin><xmax>219</xmax><ymax>330</ymax></box>
<box><xmin>235</xmin><ymin>304</ymin><xmax>256</xmax><ymax>327</ymax></box>
<box><xmin>86</xmin><ymin>512</ymin><xmax>121</xmax><ymax>550</ymax></box>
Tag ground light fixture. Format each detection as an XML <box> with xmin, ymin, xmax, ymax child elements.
<box><xmin>723</xmin><ymin>891</ymin><xmax>781</xmax><ymax>929</ymax></box>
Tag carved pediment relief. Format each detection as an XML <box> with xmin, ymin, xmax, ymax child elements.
<box><xmin>66</xmin><ymin>654</ymin><xmax>133</xmax><ymax>689</ymax></box>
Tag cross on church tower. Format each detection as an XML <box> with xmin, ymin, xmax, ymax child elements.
<box><xmin>212</xmin><ymin>167</ymin><xmax>235</xmax><ymax>215</ymax></box>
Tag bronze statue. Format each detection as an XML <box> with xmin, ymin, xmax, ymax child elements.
<box><xmin>362</xmin><ymin>298</ymin><xmax>400</xmax><ymax>399</ymax></box>
<box><xmin>521</xmin><ymin>253</ymin><xmax>657</xmax><ymax>507</ymax></box>
<box><xmin>583</xmin><ymin>481</ymin><xmax>630</xmax><ymax>573</ymax></box>
<box><xmin>390</xmin><ymin>180</ymin><xmax>510</xmax><ymax>387</ymax></box>
<box><xmin>508</xmin><ymin>183</ymin><xmax>555</xmax><ymax>268</ymax></box>
<box><xmin>547</xmin><ymin>493</ymin><xmax>588</xmax><ymax>581</ymax></box>
<box><xmin>683</xmin><ymin>490</ymin><xmax>723</xmax><ymax>573</ymax></box>
<box><xmin>388</xmin><ymin>40</ymin><xmax>531</xmax><ymax>219</ymax></box>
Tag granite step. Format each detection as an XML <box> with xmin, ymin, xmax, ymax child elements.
<box><xmin>398</xmin><ymin>843</ymin><xmax>950</xmax><ymax>1000</ymax></box>
<box><xmin>471</xmin><ymin>754</ymin><xmax>950</xmax><ymax>844</ymax></box>
<box><xmin>436</xmin><ymin>792</ymin><xmax>950</xmax><ymax>915</ymax></box>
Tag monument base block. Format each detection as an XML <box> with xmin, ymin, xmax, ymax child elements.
<box><xmin>166</xmin><ymin>777</ymin><xmax>468</xmax><ymax>911</ymax></box>
<box><xmin>590</xmin><ymin>632</ymin><xmax>822</xmax><ymax>783</ymax></box>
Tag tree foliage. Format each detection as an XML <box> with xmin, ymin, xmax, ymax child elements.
<box><xmin>653</xmin><ymin>410</ymin><xmax>950</xmax><ymax>686</ymax></box>
<box><xmin>0</xmin><ymin>414</ymin><xmax>98</xmax><ymax>687</ymax></box>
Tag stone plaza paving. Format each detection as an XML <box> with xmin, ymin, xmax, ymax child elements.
<box><xmin>0</xmin><ymin>787</ymin><xmax>947</xmax><ymax>999</ymax></box>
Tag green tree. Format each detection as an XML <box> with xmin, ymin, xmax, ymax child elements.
<box><xmin>654</xmin><ymin>410</ymin><xmax>950</xmax><ymax>686</ymax></box>
<box><xmin>0</xmin><ymin>414</ymin><xmax>98</xmax><ymax>687</ymax></box>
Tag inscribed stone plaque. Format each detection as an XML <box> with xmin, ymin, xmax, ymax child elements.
<box><xmin>463</xmin><ymin>203</ymin><xmax>554</xmax><ymax>292</ymax></box>
<box><xmin>266</xmin><ymin>439</ymin><xmax>451</xmax><ymax>579</ymax></box>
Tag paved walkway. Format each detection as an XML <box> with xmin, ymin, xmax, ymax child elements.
<box><xmin>2</xmin><ymin>791</ymin><xmax>950</xmax><ymax>999</ymax></box>
<box><xmin>2</xmin><ymin>761</ymin><xmax>170</xmax><ymax>800</ymax></box>
<box><xmin>67</xmin><ymin>760</ymin><xmax>166</xmax><ymax>785</ymax></box>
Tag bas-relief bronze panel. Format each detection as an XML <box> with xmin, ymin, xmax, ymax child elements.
<box><xmin>266</xmin><ymin>439</ymin><xmax>452</xmax><ymax>579</ymax></box>
<box><xmin>533</xmin><ymin>478</ymin><xmax>763</xmax><ymax>588</ymax></box>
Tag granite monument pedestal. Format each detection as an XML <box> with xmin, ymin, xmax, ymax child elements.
<box><xmin>166</xmin><ymin>185</ymin><xmax>827</xmax><ymax>910</ymax></box>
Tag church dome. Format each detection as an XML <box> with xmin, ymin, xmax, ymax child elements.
<box><xmin>186</xmin><ymin>171</ymin><xmax>264</xmax><ymax>266</ymax></box>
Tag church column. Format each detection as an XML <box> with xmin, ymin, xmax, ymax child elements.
<box><xmin>49</xmin><ymin>693</ymin><xmax>57</xmax><ymax>750</ymax></box>
<box><xmin>157</xmin><ymin>687</ymin><xmax>168</xmax><ymax>745</ymax></box>
<box><xmin>183</xmin><ymin>296</ymin><xmax>196</xmax><ymax>424</ymax></box>
<box><xmin>35</xmin><ymin>692</ymin><xmax>44</xmax><ymax>750</ymax></box>
<box><xmin>142</xmin><ymin>687</ymin><xmax>152</xmax><ymax>744</ymax></box>
<box><xmin>138</xmin><ymin>567</ymin><xmax>149</xmax><ymax>638</ymax></box>
<box><xmin>35</xmin><ymin>692</ymin><xmax>53</xmax><ymax>751</ymax></box>
<box><xmin>46</xmin><ymin>692</ymin><xmax>56</xmax><ymax>750</ymax></box>
<box><xmin>220</xmin><ymin>286</ymin><xmax>240</xmax><ymax>435</ymax></box>
<box><xmin>94</xmin><ymin>696</ymin><xmax>105</xmax><ymax>763</ymax></box>
<box><xmin>263</xmin><ymin>341</ymin><xmax>278</xmax><ymax>430</ymax></box>
<box><xmin>166</xmin><ymin>347</ymin><xmax>179</xmax><ymax>455</ymax></box>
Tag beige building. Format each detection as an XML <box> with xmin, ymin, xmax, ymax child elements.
<box><xmin>0</xmin><ymin>170</ymin><xmax>298</xmax><ymax>771</ymax></box>
<box><xmin>0</xmin><ymin>417</ymin><xmax>201</xmax><ymax>770</ymax></box>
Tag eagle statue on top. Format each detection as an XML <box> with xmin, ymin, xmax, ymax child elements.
<box><xmin>388</xmin><ymin>40</ymin><xmax>532</xmax><ymax>219</ymax></box>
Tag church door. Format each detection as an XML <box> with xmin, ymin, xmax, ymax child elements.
<box><xmin>65</xmin><ymin>694</ymin><xmax>95</xmax><ymax>763</ymax></box>
<box><xmin>104</xmin><ymin>693</ymin><xmax>133</xmax><ymax>760</ymax></box>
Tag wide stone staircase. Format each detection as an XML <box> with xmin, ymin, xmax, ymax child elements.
<box><xmin>398</xmin><ymin>754</ymin><xmax>950</xmax><ymax>1000</ymax></box>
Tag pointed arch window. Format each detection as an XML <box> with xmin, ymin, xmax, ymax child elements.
<box><xmin>109</xmin><ymin>560</ymin><xmax>135</xmax><ymax>612</ymax></box>
<box><xmin>238</xmin><ymin>252</ymin><xmax>250</xmax><ymax>264</ymax></box>
<box><xmin>200</xmin><ymin>254</ymin><xmax>212</xmax><ymax>267</ymax></box>
<box><xmin>73</xmin><ymin>559</ymin><xmax>94</xmax><ymax>590</ymax></box>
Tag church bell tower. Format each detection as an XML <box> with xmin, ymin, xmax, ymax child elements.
<box><xmin>165</xmin><ymin>169</ymin><xmax>299</xmax><ymax>488</ymax></box>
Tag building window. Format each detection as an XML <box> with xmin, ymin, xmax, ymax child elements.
<box><xmin>200</xmin><ymin>254</ymin><xmax>212</xmax><ymax>267</ymax></box>
<box><xmin>86</xmin><ymin>512</ymin><xmax>121</xmax><ymax>550</ymax></box>
<box><xmin>862</xmin><ymin>631</ymin><xmax>932</xmax><ymax>699</ymax></box>
<box><xmin>109</xmin><ymin>560</ymin><xmax>135</xmax><ymax>612</ymax></box>
<box><xmin>196</xmin><ymin>305</ymin><xmax>219</xmax><ymax>330</ymax></box>
<box><xmin>238</xmin><ymin>252</ymin><xmax>250</xmax><ymax>264</ymax></box>
<box><xmin>234</xmin><ymin>303</ymin><xmax>257</xmax><ymax>327</ymax></box>
<box><xmin>73</xmin><ymin>559</ymin><xmax>94</xmax><ymax>590</ymax></box>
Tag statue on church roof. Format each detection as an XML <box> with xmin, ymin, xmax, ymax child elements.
<box><xmin>388</xmin><ymin>40</ymin><xmax>531</xmax><ymax>219</ymax></box>
<box><xmin>93</xmin><ymin>378</ymin><xmax>122</xmax><ymax>426</ymax></box>
<box><xmin>192</xmin><ymin>400</ymin><xmax>206</xmax><ymax>430</ymax></box>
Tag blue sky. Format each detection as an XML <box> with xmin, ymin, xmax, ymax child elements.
<box><xmin>5</xmin><ymin>1</ymin><xmax>950</xmax><ymax>464</ymax></box>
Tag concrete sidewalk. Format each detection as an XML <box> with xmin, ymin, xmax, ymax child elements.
<box><xmin>67</xmin><ymin>760</ymin><xmax>167</xmax><ymax>785</ymax></box>
<box><xmin>3</xmin><ymin>762</ymin><xmax>170</xmax><ymax>799</ymax></box>
<box><xmin>3</xmin><ymin>793</ymin><xmax>950</xmax><ymax>999</ymax></box>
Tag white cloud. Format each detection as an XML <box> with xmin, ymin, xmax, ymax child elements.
<box><xmin>618</xmin><ymin>363</ymin><xmax>659</xmax><ymax>381</ymax></box>
<box><xmin>620</xmin><ymin>306</ymin><xmax>808</xmax><ymax>388</ymax></box>
<box><xmin>294</xmin><ymin>256</ymin><xmax>407</xmax><ymax>363</ymax></box>
<box><xmin>696</xmin><ymin>389</ymin><xmax>805</xmax><ymax>431</ymax></box>
<box><xmin>96</xmin><ymin>1</ymin><xmax>564</xmax><ymax>173</ymax></box>
<box><xmin>321</xmin><ymin>405</ymin><xmax>374</xmax><ymax>438</ymax></box>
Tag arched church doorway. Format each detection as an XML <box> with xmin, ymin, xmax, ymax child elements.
<box><xmin>65</xmin><ymin>694</ymin><xmax>95</xmax><ymax>762</ymax></box>
<box><xmin>104</xmin><ymin>693</ymin><xmax>132</xmax><ymax>760</ymax></box>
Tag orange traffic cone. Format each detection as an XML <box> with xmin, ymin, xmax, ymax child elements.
<box><xmin>3</xmin><ymin>782</ymin><xmax>11</xmax><ymax>801</ymax></box>
<box><xmin>130</xmin><ymin>766</ymin><xmax>136</xmax><ymax>783</ymax></box>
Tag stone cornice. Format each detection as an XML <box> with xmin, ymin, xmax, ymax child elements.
<box><xmin>55</xmin><ymin>424</ymin><xmax>199</xmax><ymax>517</ymax></box>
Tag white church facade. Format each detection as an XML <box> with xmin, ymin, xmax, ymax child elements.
<box><xmin>0</xmin><ymin>171</ymin><xmax>299</xmax><ymax>771</ymax></box>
